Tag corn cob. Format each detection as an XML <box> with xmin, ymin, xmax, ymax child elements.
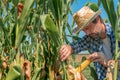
<box><xmin>60</xmin><ymin>58</ymin><xmax>91</xmax><ymax>74</ymax></box>
<box><xmin>76</xmin><ymin>59</ymin><xmax>91</xmax><ymax>72</ymax></box>
<box><xmin>59</xmin><ymin>59</ymin><xmax>91</xmax><ymax>80</ymax></box>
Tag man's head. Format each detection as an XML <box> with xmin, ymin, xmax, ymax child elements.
<box><xmin>82</xmin><ymin>16</ymin><xmax>106</xmax><ymax>38</ymax></box>
<box><xmin>73</xmin><ymin>6</ymin><xmax>106</xmax><ymax>38</ymax></box>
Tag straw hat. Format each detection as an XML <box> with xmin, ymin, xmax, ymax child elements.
<box><xmin>72</xmin><ymin>6</ymin><xmax>101</xmax><ymax>33</ymax></box>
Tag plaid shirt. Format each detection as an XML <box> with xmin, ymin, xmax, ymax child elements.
<box><xmin>70</xmin><ymin>23</ymin><xmax>116</xmax><ymax>80</ymax></box>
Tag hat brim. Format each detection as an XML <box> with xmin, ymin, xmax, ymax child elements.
<box><xmin>72</xmin><ymin>9</ymin><xmax>102</xmax><ymax>34</ymax></box>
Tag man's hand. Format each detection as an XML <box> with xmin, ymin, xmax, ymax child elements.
<box><xmin>89</xmin><ymin>52</ymin><xmax>109</xmax><ymax>67</ymax></box>
<box><xmin>60</xmin><ymin>45</ymin><xmax>73</xmax><ymax>61</ymax></box>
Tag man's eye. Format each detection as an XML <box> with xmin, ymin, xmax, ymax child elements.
<box><xmin>92</xmin><ymin>19</ymin><xmax>97</xmax><ymax>24</ymax></box>
<box><xmin>85</xmin><ymin>27</ymin><xmax>89</xmax><ymax>30</ymax></box>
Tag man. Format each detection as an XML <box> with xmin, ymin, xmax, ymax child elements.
<box><xmin>60</xmin><ymin>6</ymin><xmax>116</xmax><ymax>80</ymax></box>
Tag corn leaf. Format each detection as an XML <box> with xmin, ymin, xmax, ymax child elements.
<box><xmin>15</xmin><ymin>0</ymin><xmax>34</xmax><ymax>48</ymax></box>
<box><xmin>48</xmin><ymin>0</ymin><xmax>62</xmax><ymax>22</ymax></box>
<box><xmin>32</xmin><ymin>68</ymin><xmax>41</xmax><ymax>80</ymax></box>
<box><xmin>115</xmin><ymin>19</ymin><xmax>120</xmax><ymax>40</ymax></box>
<box><xmin>101</xmin><ymin>0</ymin><xmax>117</xmax><ymax>31</ymax></box>
<box><xmin>40</xmin><ymin>14</ymin><xmax>60</xmax><ymax>46</ymax></box>
<box><xmin>6</xmin><ymin>65</ymin><xmax>23</xmax><ymax>80</ymax></box>
<box><xmin>85</xmin><ymin>2</ymin><xmax>99</xmax><ymax>11</ymax></box>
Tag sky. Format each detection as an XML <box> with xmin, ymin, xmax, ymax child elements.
<box><xmin>67</xmin><ymin>0</ymin><xmax>118</xmax><ymax>53</ymax></box>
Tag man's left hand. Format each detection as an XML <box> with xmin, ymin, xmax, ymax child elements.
<box><xmin>89</xmin><ymin>52</ymin><xmax>109</xmax><ymax>67</ymax></box>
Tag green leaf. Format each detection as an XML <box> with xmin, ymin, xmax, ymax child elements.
<box><xmin>15</xmin><ymin>0</ymin><xmax>34</xmax><ymax>47</ymax></box>
<box><xmin>85</xmin><ymin>2</ymin><xmax>99</xmax><ymax>11</ymax></box>
<box><xmin>6</xmin><ymin>65</ymin><xmax>23</xmax><ymax>80</ymax></box>
<box><xmin>67</xmin><ymin>23</ymin><xmax>72</xmax><ymax>35</ymax></box>
<box><xmin>0</xmin><ymin>17</ymin><xmax>4</xmax><ymax>30</ymax></box>
<box><xmin>32</xmin><ymin>68</ymin><xmax>41</xmax><ymax>80</ymax></box>
<box><xmin>101</xmin><ymin>0</ymin><xmax>117</xmax><ymax>31</ymax></box>
<box><xmin>40</xmin><ymin>14</ymin><xmax>60</xmax><ymax>46</ymax></box>
<box><xmin>115</xmin><ymin>19</ymin><xmax>120</xmax><ymax>40</ymax></box>
<box><xmin>0</xmin><ymin>17</ymin><xmax>10</xmax><ymax>45</ymax></box>
<box><xmin>117</xmin><ymin>1</ymin><xmax>120</xmax><ymax>16</ymax></box>
<box><xmin>48</xmin><ymin>0</ymin><xmax>62</xmax><ymax>23</ymax></box>
<box><xmin>12</xmin><ymin>0</ymin><xmax>19</xmax><ymax>6</ymax></box>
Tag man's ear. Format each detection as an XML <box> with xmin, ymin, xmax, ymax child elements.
<box><xmin>96</xmin><ymin>16</ymin><xmax>99</xmax><ymax>21</ymax></box>
<box><xmin>96</xmin><ymin>16</ymin><xmax>101</xmax><ymax>23</ymax></box>
<box><xmin>92</xmin><ymin>16</ymin><xmax>100</xmax><ymax>24</ymax></box>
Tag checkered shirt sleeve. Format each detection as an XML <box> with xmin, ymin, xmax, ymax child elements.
<box><xmin>70</xmin><ymin>36</ymin><xmax>102</xmax><ymax>54</ymax></box>
<box><xmin>70</xmin><ymin>36</ymin><xmax>91</xmax><ymax>54</ymax></box>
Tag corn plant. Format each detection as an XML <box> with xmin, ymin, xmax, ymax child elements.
<box><xmin>99</xmin><ymin>0</ymin><xmax>120</xmax><ymax>80</ymax></box>
<box><xmin>0</xmin><ymin>0</ymin><xmax>77</xmax><ymax>80</ymax></box>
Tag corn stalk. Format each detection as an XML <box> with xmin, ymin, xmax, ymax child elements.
<box><xmin>100</xmin><ymin>0</ymin><xmax>120</xmax><ymax>80</ymax></box>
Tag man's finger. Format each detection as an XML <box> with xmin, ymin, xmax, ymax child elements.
<box><xmin>60</xmin><ymin>45</ymin><xmax>66</xmax><ymax>51</ymax></box>
<box><xmin>61</xmin><ymin>50</ymin><xmax>69</xmax><ymax>61</ymax></box>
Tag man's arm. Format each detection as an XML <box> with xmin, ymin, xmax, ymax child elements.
<box><xmin>89</xmin><ymin>52</ymin><xmax>120</xmax><ymax>69</ymax></box>
<box><xmin>70</xmin><ymin>36</ymin><xmax>91</xmax><ymax>54</ymax></box>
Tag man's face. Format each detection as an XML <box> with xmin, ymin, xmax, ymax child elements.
<box><xmin>82</xmin><ymin>18</ymin><xmax>103</xmax><ymax>38</ymax></box>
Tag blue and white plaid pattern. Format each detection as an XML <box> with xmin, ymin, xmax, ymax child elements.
<box><xmin>70</xmin><ymin>23</ymin><xmax>116</xmax><ymax>80</ymax></box>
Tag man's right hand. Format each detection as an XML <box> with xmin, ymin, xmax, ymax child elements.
<box><xmin>60</xmin><ymin>45</ymin><xmax>73</xmax><ymax>61</ymax></box>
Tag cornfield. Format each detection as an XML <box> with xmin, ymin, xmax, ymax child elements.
<box><xmin>0</xmin><ymin>0</ymin><xmax>120</xmax><ymax>80</ymax></box>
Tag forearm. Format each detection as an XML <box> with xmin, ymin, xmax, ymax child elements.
<box><xmin>70</xmin><ymin>42</ymin><xmax>81</xmax><ymax>54</ymax></box>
